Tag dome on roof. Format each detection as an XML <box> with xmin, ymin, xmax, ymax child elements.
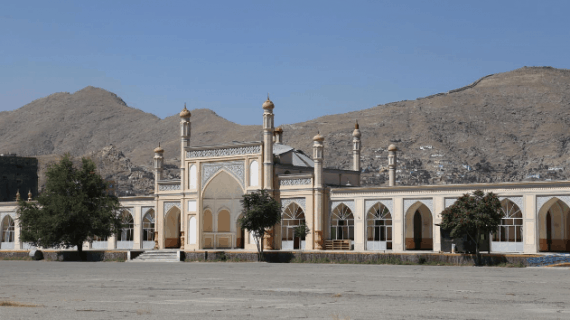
<box><xmin>313</xmin><ymin>132</ymin><xmax>324</xmax><ymax>141</ymax></box>
<box><xmin>154</xmin><ymin>145</ymin><xmax>164</xmax><ymax>153</ymax></box>
<box><xmin>388</xmin><ymin>144</ymin><xmax>398</xmax><ymax>151</ymax></box>
<box><xmin>179</xmin><ymin>103</ymin><xmax>191</xmax><ymax>118</ymax></box>
<box><xmin>262</xmin><ymin>96</ymin><xmax>275</xmax><ymax>110</ymax></box>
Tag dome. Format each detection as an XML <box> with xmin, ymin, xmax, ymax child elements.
<box><xmin>313</xmin><ymin>132</ymin><xmax>324</xmax><ymax>141</ymax></box>
<box><xmin>154</xmin><ymin>145</ymin><xmax>164</xmax><ymax>153</ymax></box>
<box><xmin>262</xmin><ymin>96</ymin><xmax>275</xmax><ymax>110</ymax></box>
<box><xmin>388</xmin><ymin>144</ymin><xmax>398</xmax><ymax>151</ymax></box>
<box><xmin>275</xmin><ymin>126</ymin><xmax>283</xmax><ymax>133</ymax></box>
<box><xmin>179</xmin><ymin>103</ymin><xmax>191</xmax><ymax>118</ymax></box>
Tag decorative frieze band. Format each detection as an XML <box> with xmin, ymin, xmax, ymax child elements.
<box><xmin>404</xmin><ymin>199</ymin><xmax>434</xmax><ymax>214</ymax></box>
<box><xmin>201</xmin><ymin>161</ymin><xmax>245</xmax><ymax>189</ymax></box>
<box><xmin>279</xmin><ymin>178</ymin><xmax>312</xmax><ymax>186</ymax></box>
<box><xmin>187</xmin><ymin>145</ymin><xmax>261</xmax><ymax>159</ymax></box>
<box><xmin>281</xmin><ymin>198</ymin><xmax>306</xmax><ymax>212</ymax></box>
<box><xmin>364</xmin><ymin>199</ymin><xmax>393</xmax><ymax>215</ymax></box>
<box><xmin>158</xmin><ymin>184</ymin><xmax>181</xmax><ymax>191</ymax></box>
<box><xmin>163</xmin><ymin>202</ymin><xmax>181</xmax><ymax>216</ymax></box>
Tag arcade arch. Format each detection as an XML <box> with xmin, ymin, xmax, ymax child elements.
<box><xmin>366</xmin><ymin>202</ymin><xmax>392</xmax><ymax>251</ymax></box>
<box><xmin>330</xmin><ymin>203</ymin><xmax>354</xmax><ymax>241</ymax></box>
<box><xmin>281</xmin><ymin>202</ymin><xmax>306</xmax><ymax>250</ymax></box>
<box><xmin>538</xmin><ymin>197</ymin><xmax>570</xmax><ymax>252</ymax></box>
<box><xmin>491</xmin><ymin>199</ymin><xmax>523</xmax><ymax>252</ymax></box>
<box><xmin>1</xmin><ymin>215</ymin><xmax>14</xmax><ymax>249</ymax></box>
<box><xmin>405</xmin><ymin>202</ymin><xmax>433</xmax><ymax>250</ymax></box>
<box><xmin>142</xmin><ymin>210</ymin><xmax>155</xmax><ymax>249</ymax></box>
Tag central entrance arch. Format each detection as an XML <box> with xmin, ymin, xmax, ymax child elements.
<box><xmin>202</xmin><ymin>170</ymin><xmax>245</xmax><ymax>249</ymax></box>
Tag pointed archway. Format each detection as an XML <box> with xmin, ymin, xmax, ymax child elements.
<box><xmin>538</xmin><ymin>197</ymin><xmax>570</xmax><ymax>252</ymax></box>
<box><xmin>405</xmin><ymin>202</ymin><xmax>433</xmax><ymax>250</ymax></box>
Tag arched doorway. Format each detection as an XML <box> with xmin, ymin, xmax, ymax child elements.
<box><xmin>117</xmin><ymin>210</ymin><xmax>134</xmax><ymax>249</ymax></box>
<box><xmin>142</xmin><ymin>210</ymin><xmax>155</xmax><ymax>249</ymax></box>
<box><xmin>165</xmin><ymin>207</ymin><xmax>181</xmax><ymax>248</ymax></box>
<box><xmin>405</xmin><ymin>203</ymin><xmax>433</xmax><ymax>250</ymax></box>
<box><xmin>330</xmin><ymin>204</ymin><xmax>354</xmax><ymax>242</ymax></box>
<box><xmin>1</xmin><ymin>215</ymin><xmax>15</xmax><ymax>249</ymax></box>
<box><xmin>281</xmin><ymin>202</ymin><xmax>306</xmax><ymax>250</ymax></box>
<box><xmin>538</xmin><ymin>198</ymin><xmax>570</xmax><ymax>252</ymax></box>
<box><xmin>491</xmin><ymin>199</ymin><xmax>523</xmax><ymax>252</ymax></box>
<box><xmin>217</xmin><ymin>209</ymin><xmax>231</xmax><ymax>248</ymax></box>
<box><xmin>366</xmin><ymin>203</ymin><xmax>392</xmax><ymax>251</ymax></box>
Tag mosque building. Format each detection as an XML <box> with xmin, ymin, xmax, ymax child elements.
<box><xmin>2</xmin><ymin>97</ymin><xmax>570</xmax><ymax>254</ymax></box>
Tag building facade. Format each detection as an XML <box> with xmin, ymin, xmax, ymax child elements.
<box><xmin>1</xmin><ymin>98</ymin><xmax>570</xmax><ymax>254</ymax></box>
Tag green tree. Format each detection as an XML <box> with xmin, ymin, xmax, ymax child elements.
<box><xmin>17</xmin><ymin>154</ymin><xmax>122</xmax><ymax>256</ymax></box>
<box><xmin>293</xmin><ymin>222</ymin><xmax>311</xmax><ymax>250</ymax></box>
<box><xmin>439</xmin><ymin>190</ymin><xmax>503</xmax><ymax>265</ymax></box>
<box><xmin>239</xmin><ymin>189</ymin><xmax>281</xmax><ymax>261</ymax></box>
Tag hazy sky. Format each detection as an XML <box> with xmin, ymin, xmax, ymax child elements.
<box><xmin>2</xmin><ymin>1</ymin><xmax>569</xmax><ymax>125</ymax></box>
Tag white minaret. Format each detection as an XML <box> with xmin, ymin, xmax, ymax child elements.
<box><xmin>313</xmin><ymin>132</ymin><xmax>325</xmax><ymax>250</ymax></box>
<box><xmin>262</xmin><ymin>96</ymin><xmax>275</xmax><ymax>190</ymax></box>
<box><xmin>352</xmin><ymin>121</ymin><xmax>361</xmax><ymax>172</ymax></box>
<box><xmin>153</xmin><ymin>144</ymin><xmax>164</xmax><ymax>192</ymax></box>
<box><xmin>388</xmin><ymin>144</ymin><xmax>398</xmax><ymax>187</ymax></box>
<box><xmin>179</xmin><ymin>104</ymin><xmax>191</xmax><ymax>250</ymax></box>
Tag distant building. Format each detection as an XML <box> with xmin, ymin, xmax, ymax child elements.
<box><xmin>0</xmin><ymin>154</ymin><xmax>38</xmax><ymax>202</ymax></box>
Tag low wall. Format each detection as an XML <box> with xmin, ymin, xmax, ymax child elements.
<box><xmin>0</xmin><ymin>251</ymin><xmax>30</xmax><ymax>259</ymax></box>
<box><xmin>41</xmin><ymin>250</ymin><xmax>129</xmax><ymax>261</ymax></box>
<box><xmin>183</xmin><ymin>251</ymin><xmax>538</xmax><ymax>266</ymax></box>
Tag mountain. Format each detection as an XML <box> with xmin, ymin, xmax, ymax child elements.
<box><xmin>2</xmin><ymin>66</ymin><xmax>570</xmax><ymax>195</ymax></box>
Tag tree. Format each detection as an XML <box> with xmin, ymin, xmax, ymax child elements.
<box><xmin>439</xmin><ymin>190</ymin><xmax>503</xmax><ymax>265</ymax></box>
<box><xmin>18</xmin><ymin>154</ymin><xmax>122</xmax><ymax>257</ymax></box>
<box><xmin>293</xmin><ymin>222</ymin><xmax>311</xmax><ymax>250</ymax></box>
<box><xmin>239</xmin><ymin>189</ymin><xmax>281</xmax><ymax>261</ymax></box>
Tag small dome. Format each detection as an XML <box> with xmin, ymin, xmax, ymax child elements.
<box><xmin>313</xmin><ymin>132</ymin><xmax>324</xmax><ymax>141</ymax></box>
<box><xmin>262</xmin><ymin>96</ymin><xmax>275</xmax><ymax>110</ymax></box>
<box><xmin>154</xmin><ymin>145</ymin><xmax>164</xmax><ymax>153</ymax></box>
<box><xmin>352</xmin><ymin>129</ymin><xmax>361</xmax><ymax>138</ymax></box>
<box><xmin>179</xmin><ymin>103</ymin><xmax>191</xmax><ymax>118</ymax></box>
<box><xmin>275</xmin><ymin>126</ymin><xmax>283</xmax><ymax>133</ymax></box>
<box><xmin>388</xmin><ymin>144</ymin><xmax>398</xmax><ymax>151</ymax></box>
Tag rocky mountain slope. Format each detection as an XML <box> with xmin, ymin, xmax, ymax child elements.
<box><xmin>2</xmin><ymin>66</ymin><xmax>570</xmax><ymax>195</ymax></box>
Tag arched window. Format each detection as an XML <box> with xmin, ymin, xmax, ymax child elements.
<box><xmin>281</xmin><ymin>202</ymin><xmax>306</xmax><ymax>249</ymax></box>
<box><xmin>218</xmin><ymin>210</ymin><xmax>230</xmax><ymax>232</ymax></box>
<box><xmin>249</xmin><ymin>160</ymin><xmax>259</xmax><ymax>187</ymax></box>
<box><xmin>1</xmin><ymin>215</ymin><xmax>14</xmax><ymax>243</ymax></box>
<box><xmin>142</xmin><ymin>211</ymin><xmax>155</xmax><ymax>241</ymax></box>
<box><xmin>366</xmin><ymin>203</ymin><xmax>392</xmax><ymax>250</ymax></box>
<box><xmin>118</xmin><ymin>211</ymin><xmax>134</xmax><ymax>241</ymax></box>
<box><xmin>493</xmin><ymin>200</ymin><xmax>523</xmax><ymax>243</ymax></box>
<box><xmin>189</xmin><ymin>165</ymin><xmax>197</xmax><ymax>189</ymax></box>
<box><xmin>203</xmin><ymin>210</ymin><xmax>213</xmax><ymax>232</ymax></box>
<box><xmin>331</xmin><ymin>204</ymin><xmax>354</xmax><ymax>240</ymax></box>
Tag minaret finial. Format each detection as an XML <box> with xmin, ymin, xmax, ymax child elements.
<box><xmin>267</xmin><ymin>93</ymin><xmax>270</xmax><ymax>100</ymax></box>
<box><xmin>16</xmin><ymin>189</ymin><xmax>20</xmax><ymax>201</ymax></box>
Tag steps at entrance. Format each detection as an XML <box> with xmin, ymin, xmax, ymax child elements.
<box><xmin>131</xmin><ymin>250</ymin><xmax>181</xmax><ymax>263</ymax></box>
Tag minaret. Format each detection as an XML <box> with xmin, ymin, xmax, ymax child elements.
<box><xmin>313</xmin><ymin>132</ymin><xmax>325</xmax><ymax>250</ymax></box>
<box><xmin>262</xmin><ymin>96</ymin><xmax>275</xmax><ymax>190</ymax></box>
<box><xmin>352</xmin><ymin>121</ymin><xmax>361</xmax><ymax>172</ymax></box>
<box><xmin>179</xmin><ymin>104</ymin><xmax>191</xmax><ymax>251</ymax></box>
<box><xmin>388</xmin><ymin>144</ymin><xmax>398</xmax><ymax>187</ymax></box>
<box><xmin>27</xmin><ymin>190</ymin><xmax>32</xmax><ymax>202</ymax></box>
<box><xmin>153</xmin><ymin>144</ymin><xmax>164</xmax><ymax>192</ymax></box>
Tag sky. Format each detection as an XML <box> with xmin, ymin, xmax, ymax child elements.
<box><xmin>1</xmin><ymin>1</ymin><xmax>569</xmax><ymax>125</ymax></box>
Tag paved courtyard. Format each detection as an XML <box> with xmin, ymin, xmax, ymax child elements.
<box><xmin>0</xmin><ymin>261</ymin><xmax>569</xmax><ymax>319</ymax></box>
